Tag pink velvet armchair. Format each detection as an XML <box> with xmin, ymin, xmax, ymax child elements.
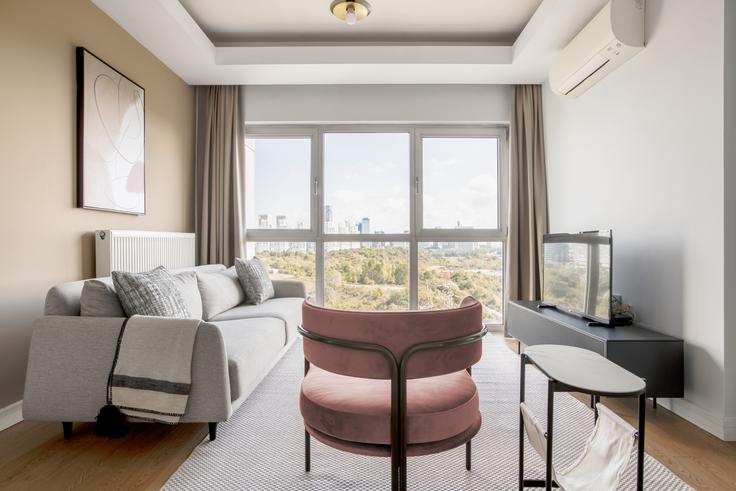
<box><xmin>298</xmin><ymin>297</ymin><xmax>487</xmax><ymax>491</ymax></box>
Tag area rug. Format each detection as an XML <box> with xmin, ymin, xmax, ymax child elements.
<box><xmin>164</xmin><ymin>336</ymin><xmax>691</xmax><ymax>490</ymax></box>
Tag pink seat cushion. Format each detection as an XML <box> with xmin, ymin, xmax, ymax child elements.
<box><xmin>300</xmin><ymin>366</ymin><xmax>479</xmax><ymax>445</ymax></box>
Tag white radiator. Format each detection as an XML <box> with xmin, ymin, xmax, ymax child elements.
<box><xmin>95</xmin><ymin>230</ymin><xmax>196</xmax><ymax>276</ymax></box>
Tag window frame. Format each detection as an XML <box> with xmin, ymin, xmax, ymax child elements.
<box><xmin>244</xmin><ymin>124</ymin><xmax>508</xmax><ymax>325</ymax></box>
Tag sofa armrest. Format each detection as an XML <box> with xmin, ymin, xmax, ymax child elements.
<box><xmin>23</xmin><ymin>316</ymin><xmax>232</xmax><ymax>423</ymax></box>
<box><xmin>272</xmin><ymin>279</ymin><xmax>307</xmax><ymax>299</ymax></box>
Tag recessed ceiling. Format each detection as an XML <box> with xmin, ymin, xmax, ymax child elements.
<box><xmin>178</xmin><ymin>0</ymin><xmax>543</xmax><ymax>44</ymax></box>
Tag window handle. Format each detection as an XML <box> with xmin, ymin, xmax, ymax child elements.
<box><xmin>415</xmin><ymin>176</ymin><xmax>420</xmax><ymax>194</ymax></box>
<box><xmin>314</xmin><ymin>177</ymin><xmax>319</xmax><ymax>196</ymax></box>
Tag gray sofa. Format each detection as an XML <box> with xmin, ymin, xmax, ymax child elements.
<box><xmin>23</xmin><ymin>264</ymin><xmax>305</xmax><ymax>440</ymax></box>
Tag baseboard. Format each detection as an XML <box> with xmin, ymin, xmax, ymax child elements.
<box><xmin>487</xmin><ymin>324</ymin><xmax>505</xmax><ymax>333</ymax></box>
<box><xmin>723</xmin><ymin>415</ymin><xmax>736</xmax><ymax>441</ymax></box>
<box><xmin>0</xmin><ymin>400</ymin><xmax>23</xmax><ymax>432</ymax></box>
<box><xmin>657</xmin><ymin>397</ymin><xmax>734</xmax><ymax>441</ymax></box>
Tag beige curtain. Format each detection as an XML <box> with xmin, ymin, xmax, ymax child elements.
<box><xmin>506</xmin><ymin>85</ymin><xmax>549</xmax><ymax>316</ymax></box>
<box><xmin>194</xmin><ymin>86</ymin><xmax>246</xmax><ymax>266</ymax></box>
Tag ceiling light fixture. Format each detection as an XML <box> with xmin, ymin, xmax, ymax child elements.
<box><xmin>330</xmin><ymin>0</ymin><xmax>371</xmax><ymax>25</ymax></box>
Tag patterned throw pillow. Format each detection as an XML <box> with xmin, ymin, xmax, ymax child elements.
<box><xmin>112</xmin><ymin>266</ymin><xmax>191</xmax><ymax>318</ymax></box>
<box><xmin>235</xmin><ymin>257</ymin><xmax>275</xmax><ymax>305</ymax></box>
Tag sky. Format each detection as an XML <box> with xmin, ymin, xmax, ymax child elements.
<box><xmin>245</xmin><ymin>133</ymin><xmax>499</xmax><ymax>232</ymax></box>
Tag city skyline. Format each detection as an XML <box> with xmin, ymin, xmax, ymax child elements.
<box><xmin>245</xmin><ymin>133</ymin><xmax>499</xmax><ymax>233</ymax></box>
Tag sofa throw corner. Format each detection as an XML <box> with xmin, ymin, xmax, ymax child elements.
<box><xmin>112</xmin><ymin>266</ymin><xmax>191</xmax><ymax>318</ymax></box>
<box><xmin>235</xmin><ymin>257</ymin><xmax>275</xmax><ymax>305</ymax></box>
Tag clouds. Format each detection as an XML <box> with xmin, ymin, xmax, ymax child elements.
<box><xmin>423</xmin><ymin>139</ymin><xmax>499</xmax><ymax>229</ymax></box>
<box><xmin>249</xmin><ymin>133</ymin><xmax>500</xmax><ymax>233</ymax></box>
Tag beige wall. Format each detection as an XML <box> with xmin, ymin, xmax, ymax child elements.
<box><xmin>0</xmin><ymin>0</ymin><xmax>194</xmax><ymax>409</ymax></box>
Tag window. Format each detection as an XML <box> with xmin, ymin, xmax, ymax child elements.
<box><xmin>245</xmin><ymin>137</ymin><xmax>311</xmax><ymax>230</ymax></box>
<box><xmin>421</xmin><ymin>138</ymin><xmax>499</xmax><ymax>230</ymax></box>
<box><xmin>418</xmin><ymin>242</ymin><xmax>504</xmax><ymax>324</ymax></box>
<box><xmin>324</xmin><ymin>133</ymin><xmax>410</xmax><ymax>235</ymax></box>
<box><xmin>246</xmin><ymin>242</ymin><xmax>316</xmax><ymax>300</ymax></box>
<box><xmin>245</xmin><ymin>126</ymin><xmax>507</xmax><ymax>324</ymax></box>
<box><xmin>324</xmin><ymin>242</ymin><xmax>409</xmax><ymax>311</ymax></box>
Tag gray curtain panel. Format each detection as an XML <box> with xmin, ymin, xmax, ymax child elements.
<box><xmin>506</xmin><ymin>85</ymin><xmax>549</xmax><ymax>323</ymax></box>
<box><xmin>195</xmin><ymin>85</ymin><xmax>246</xmax><ymax>266</ymax></box>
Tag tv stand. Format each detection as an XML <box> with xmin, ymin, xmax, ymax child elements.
<box><xmin>507</xmin><ymin>300</ymin><xmax>684</xmax><ymax>400</ymax></box>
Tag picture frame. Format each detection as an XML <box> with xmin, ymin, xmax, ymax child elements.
<box><xmin>77</xmin><ymin>47</ymin><xmax>146</xmax><ymax>214</ymax></box>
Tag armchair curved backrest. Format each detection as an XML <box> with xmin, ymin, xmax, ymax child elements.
<box><xmin>301</xmin><ymin>297</ymin><xmax>483</xmax><ymax>380</ymax></box>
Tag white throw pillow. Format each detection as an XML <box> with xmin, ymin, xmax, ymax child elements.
<box><xmin>196</xmin><ymin>267</ymin><xmax>246</xmax><ymax>320</ymax></box>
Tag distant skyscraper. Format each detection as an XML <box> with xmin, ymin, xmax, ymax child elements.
<box><xmin>324</xmin><ymin>205</ymin><xmax>333</xmax><ymax>223</ymax></box>
<box><xmin>276</xmin><ymin>215</ymin><xmax>287</xmax><ymax>229</ymax></box>
<box><xmin>359</xmin><ymin>217</ymin><xmax>370</xmax><ymax>235</ymax></box>
<box><xmin>258</xmin><ymin>214</ymin><xmax>270</xmax><ymax>229</ymax></box>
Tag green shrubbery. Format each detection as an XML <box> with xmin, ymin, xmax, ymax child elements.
<box><xmin>258</xmin><ymin>246</ymin><xmax>503</xmax><ymax>323</ymax></box>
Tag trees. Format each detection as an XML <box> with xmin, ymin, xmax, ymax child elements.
<box><xmin>258</xmin><ymin>245</ymin><xmax>503</xmax><ymax>323</ymax></box>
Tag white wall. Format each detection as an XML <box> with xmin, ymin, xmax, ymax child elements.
<box><xmin>242</xmin><ymin>84</ymin><xmax>512</xmax><ymax>124</ymax></box>
<box><xmin>543</xmin><ymin>0</ymin><xmax>731</xmax><ymax>438</ymax></box>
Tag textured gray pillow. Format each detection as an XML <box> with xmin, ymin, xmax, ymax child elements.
<box><xmin>112</xmin><ymin>266</ymin><xmax>190</xmax><ymax>318</ymax></box>
<box><xmin>80</xmin><ymin>279</ymin><xmax>125</xmax><ymax>317</ymax></box>
<box><xmin>172</xmin><ymin>271</ymin><xmax>203</xmax><ymax>319</ymax></box>
<box><xmin>196</xmin><ymin>267</ymin><xmax>245</xmax><ymax>320</ymax></box>
<box><xmin>235</xmin><ymin>257</ymin><xmax>275</xmax><ymax>305</ymax></box>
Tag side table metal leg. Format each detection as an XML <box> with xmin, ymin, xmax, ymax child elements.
<box><xmin>546</xmin><ymin>380</ymin><xmax>554</xmax><ymax>491</ymax></box>
<box><xmin>519</xmin><ymin>354</ymin><xmax>527</xmax><ymax>490</ymax></box>
<box><xmin>593</xmin><ymin>395</ymin><xmax>600</xmax><ymax>422</ymax></box>
<box><xmin>637</xmin><ymin>392</ymin><xmax>646</xmax><ymax>491</ymax></box>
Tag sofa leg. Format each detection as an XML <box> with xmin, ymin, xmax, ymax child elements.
<box><xmin>208</xmin><ymin>422</ymin><xmax>217</xmax><ymax>441</ymax></box>
<box><xmin>466</xmin><ymin>440</ymin><xmax>472</xmax><ymax>470</ymax></box>
<box><xmin>305</xmin><ymin>429</ymin><xmax>311</xmax><ymax>472</ymax></box>
<box><xmin>62</xmin><ymin>422</ymin><xmax>73</xmax><ymax>439</ymax></box>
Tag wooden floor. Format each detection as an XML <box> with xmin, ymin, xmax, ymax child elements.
<box><xmin>1</xmin><ymin>336</ymin><xmax>734</xmax><ymax>490</ymax></box>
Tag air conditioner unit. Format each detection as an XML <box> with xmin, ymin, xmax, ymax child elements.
<box><xmin>549</xmin><ymin>0</ymin><xmax>645</xmax><ymax>98</ymax></box>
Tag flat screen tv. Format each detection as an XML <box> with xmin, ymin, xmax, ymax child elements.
<box><xmin>542</xmin><ymin>230</ymin><xmax>612</xmax><ymax>325</ymax></box>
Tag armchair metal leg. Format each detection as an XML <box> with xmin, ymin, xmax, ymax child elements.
<box><xmin>62</xmin><ymin>422</ymin><xmax>73</xmax><ymax>439</ymax></box>
<box><xmin>208</xmin><ymin>422</ymin><xmax>217</xmax><ymax>441</ymax></box>
<box><xmin>305</xmin><ymin>429</ymin><xmax>311</xmax><ymax>472</ymax></box>
<box><xmin>466</xmin><ymin>440</ymin><xmax>472</xmax><ymax>470</ymax></box>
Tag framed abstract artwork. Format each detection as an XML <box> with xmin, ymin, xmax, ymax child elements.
<box><xmin>77</xmin><ymin>47</ymin><xmax>145</xmax><ymax>214</ymax></box>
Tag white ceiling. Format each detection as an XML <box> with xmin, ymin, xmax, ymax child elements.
<box><xmin>178</xmin><ymin>0</ymin><xmax>543</xmax><ymax>44</ymax></box>
<box><xmin>90</xmin><ymin>0</ymin><xmax>608</xmax><ymax>85</ymax></box>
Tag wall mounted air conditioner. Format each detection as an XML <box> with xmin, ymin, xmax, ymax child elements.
<box><xmin>549</xmin><ymin>0</ymin><xmax>645</xmax><ymax>98</ymax></box>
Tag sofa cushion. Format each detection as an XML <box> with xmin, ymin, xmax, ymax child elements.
<box><xmin>235</xmin><ymin>257</ymin><xmax>274</xmax><ymax>305</ymax></box>
<box><xmin>212</xmin><ymin>318</ymin><xmax>287</xmax><ymax>402</ymax></box>
<box><xmin>80</xmin><ymin>279</ymin><xmax>125</xmax><ymax>317</ymax></box>
<box><xmin>197</xmin><ymin>267</ymin><xmax>246</xmax><ymax>320</ymax></box>
<box><xmin>112</xmin><ymin>267</ymin><xmax>190</xmax><ymax>318</ymax></box>
<box><xmin>210</xmin><ymin>297</ymin><xmax>303</xmax><ymax>344</ymax></box>
<box><xmin>79</xmin><ymin>272</ymin><xmax>202</xmax><ymax>319</ymax></box>
<box><xmin>172</xmin><ymin>271</ymin><xmax>203</xmax><ymax>319</ymax></box>
<box><xmin>45</xmin><ymin>264</ymin><xmax>226</xmax><ymax>317</ymax></box>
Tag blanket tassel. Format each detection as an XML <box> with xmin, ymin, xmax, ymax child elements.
<box><xmin>95</xmin><ymin>404</ymin><xmax>128</xmax><ymax>438</ymax></box>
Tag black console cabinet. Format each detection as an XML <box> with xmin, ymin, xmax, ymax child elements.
<box><xmin>507</xmin><ymin>300</ymin><xmax>684</xmax><ymax>399</ymax></box>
